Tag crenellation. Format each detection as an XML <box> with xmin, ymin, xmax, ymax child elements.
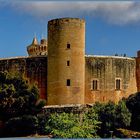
<box><xmin>48</xmin><ymin>18</ymin><xmax>85</xmax><ymax>26</ymax></box>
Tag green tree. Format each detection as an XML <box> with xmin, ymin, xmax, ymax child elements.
<box><xmin>126</xmin><ymin>92</ymin><xmax>140</xmax><ymax>116</ymax></box>
<box><xmin>94</xmin><ymin>101</ymin><xmax>131</xmax><ymax>138</ymax></box>
<box><xmin>0</xmin><ymin>71</ymin><xmax>46</xmax><ymax>136</ymax></box>
<box><xmin>45</xmin><ymin>112</ymin><xmax>100</xmax><ymax>138</ymax></box>
<box><xmin>115</xmin><ymin>100</ymin><xmax>131</xmax><ymax>128</ymax></box>
<box><xmin>95</xmin><ymin>101</ymin><xmax>116</xmax><ymax>137</ymax></box>
<box><xmin>126</xmin><ymin>92</ymin><xmax>140</xmax><ymax>131</ymax></box>
<box><xmin>5</xmin><ymin>115</ymin><xmax>38</xmax><ymax>136</ymax></box>
<box><xmin>37</xmin><ymin>114</ymin><xmax>49</xmax><ymax>135</ymax></box>
<box><xmin>83</xmin><ymin>107</ymin><xmax>101</xmax><ymax>137</ymax></box>
<box><xmin>0</xmin><ymin>71</ymin><xmax>45</xmax><ymax>121</ymax></box>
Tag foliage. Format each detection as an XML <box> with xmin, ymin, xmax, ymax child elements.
<box><xmin>115</xmin><ymin>100</ymin><xmax>131</xmax><ymax>128</ymax></box>
<box><xmin>0</xmin><ymin>71</ymin><xmax>46</xmax><ymax>137</ymax></box>
<box><xmin>94</xmin><ymin>101</ymin><xmax>116</xmax><ymax>137</ymax></box>
<box><xmin>37</xmin><ymin>114</ymin><xmax>49</xmax><ymax>135</ymax></box>
<box><xmin>116</xmin><ymin>128</ymin><xmax>140</xmax><ymax>138</ymax></box>
<box><xmin>126</xmin><ymin>92</ymin><xmax>140</xmax><ymax>115</ymax></box>
<box><xmin>0</xmin><ymin>71</ymin><xmax>46</xmax><ymax>121</ymax></box>
<box><xmin>94</xmin><ymin>101</ymin><xmax>131</xmax><ymax>138</ymax></box>
<box><xmin>83</xmin><ymin>108</ymin><xmax>101</xmax><ymax>137</ymax></box>
<box><xmin>45</xmin><ymin>111</ymin><xmax>100</xmax><ymax>138</ymax></box>
<box><xmin>5</xmin><ymin>115</ymin><xmax>38</xmax><ymax>136</ymax></box>
<box><xmin>126</xmin><ymin>92</ymin><xmax>140</xmax><ymax>131</ymax></box>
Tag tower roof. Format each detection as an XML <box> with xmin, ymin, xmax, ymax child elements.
<box><xmin>40</xmin><ymin>38</ymin><xmax>47</xmax><ymax>45</ymax></box>
<box><xmin>27</xmin><ymin>37</ymin><xmax>48</xmax><ymax>56</ymax></box>
<box><xmin>32</xmin><ymin>37</ymin><xmax>38</xmax><ymax>45</ymax></box>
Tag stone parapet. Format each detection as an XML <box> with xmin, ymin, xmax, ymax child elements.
<box><xmin>42</xmin><ymin>104</ymin><xmax>92</xmax><ymax>115</ymax></box>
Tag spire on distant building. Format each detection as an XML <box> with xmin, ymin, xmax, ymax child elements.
<box><xmin>32</xmin><ymin>37</ymin><xmax>38</xmax><ymax>45</ymax></box>
<box><xmin>27</xmin><ymin>36</ymin><xmax>47</xmax><ymax>56</ymax></box>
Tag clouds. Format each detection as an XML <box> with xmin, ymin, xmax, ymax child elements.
<box><xmin>1</xmin><ymin>0</ymin><xmax>140</xmax><ymax>25</ymax></box>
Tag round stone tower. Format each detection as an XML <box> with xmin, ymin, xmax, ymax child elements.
<box><xmin>47</xmin><ymin>18</ymin><xmax>85</xmax><ymax>105</ymax></box>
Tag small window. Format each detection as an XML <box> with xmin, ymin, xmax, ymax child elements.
<box><xmin>67</xmin><ymin>43</ymin><xmax>70</xmax><ymax>49</ymax></box>
<box><xmin>103</xmin><ymin>96</ymin><xmax>105</xmax><ymax>102</ymax></box>
<box><xmin>67</xmin><ymin>61</ymin><xmax>70</xmax><ymax>66</ymax></box>
<box><xmin>92</xmin><ymin>80</ymin><xmax>98</xmax><ymax>90</ymax></box>
<box><xmin>67</xmin><ymin>79</ymin><xmax>70</xmax><ymax>86</ymax></box>
<box><xmin>116</xmin><ymin>79</ymin><xmax>121</xmax><ymax>90</ymax></box>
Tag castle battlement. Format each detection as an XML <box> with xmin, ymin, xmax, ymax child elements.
<box><xmin>85</xmin><ymin>55</ymin><xmax>135</xmax><ymax>60</ymax></box>
<box><xmin>48</xmin><ymin>18</ymin><xmax>85</xmax><ymax>27</ymax></box>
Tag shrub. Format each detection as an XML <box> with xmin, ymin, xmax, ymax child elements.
<box><xmin>5</xmin><ymin>115</ymin><xmax>38</xmax><ymax>136</ymax></box>
<box><xmin>94</xmin><ymin>101</ymin><xmax>131</xmax><ymax>138</ymax></box>
<box><xmin>45</xmin><ymin>112</ymin><xmax>100</xmax><ymax>138</ymax></box>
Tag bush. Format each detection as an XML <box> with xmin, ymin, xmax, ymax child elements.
<box><xmin>94</xmin><ymin>101</ymin><xmax>131</xmax><ymax>138</ymax></box>
<box><xmin>37</xmin><ymin>114</ymin><xmax>49</xmax><ymax>135</ymax></box>
<box><xmin>45</xmin><ymin>112</ymin><xmax>100</xmax><ymax>138</ymax></box>
<box><xmin>126</xmin><ymin>92</ymin><xmax>140</xmax><ymax>131</ymax></box>
<box><xmin>5</xmin><ymin>115</ymin><xmax>38</xmax><ymax>136</ymax></box>
<box><xmin>116</xmin><ymin>128</ymin><xmax>140</xmax><ymax>138</ymax></box>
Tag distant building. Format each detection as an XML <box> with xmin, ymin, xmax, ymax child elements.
<box><xmin>0</xmin><ymin>17</ymin><xmax>140</xmax><ymax>105</ymax></box>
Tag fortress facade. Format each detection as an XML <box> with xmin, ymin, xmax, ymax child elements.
<box><xmin>0</xmin><ymin>17</ymin><xmax>140</xmax><ymax>105</ymax></box>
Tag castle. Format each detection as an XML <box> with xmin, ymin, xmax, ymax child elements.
<box><xmin>0</xmin><ymin>17</ymin><xmax>140</xmax><ymax>105</ymax></box>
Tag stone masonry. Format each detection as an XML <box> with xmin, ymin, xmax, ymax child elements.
<box><xmin>0</xmin><ymin>17</ymin><xmax>139</xmax><ymax>105</ymax></box>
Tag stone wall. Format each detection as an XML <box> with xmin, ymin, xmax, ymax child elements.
<box><xmin>136</xmin><ymin>51</ymin><xmax>140</xmax><ymax>92</ymax></box>
<box><xmin>85</xmin><ymin>55</ymin><xmax>137</xmax><ymax>103</ymax></box>
<box><xmin>0</xmin><ymin>54</ymin><xmax>138</xmax><ymax>104</ymax></box>
<box><xmin>42</xmin><ymin>104</ymin><xmax>91</xmax><ymax>116</ymax></box>
<box><xmin>47</xmin><ymin>18</ymin><xmax>85</xmax><ymax>105</ymax></box>
<box><xmin>0</xmin><ymin>56</ymin><xmax>47</xmax><ymax>99</ymax></box>
<box><xmin>136</xmin><ymin>57</ymin><xmax>140</xmax><ymax>92</ymax></box>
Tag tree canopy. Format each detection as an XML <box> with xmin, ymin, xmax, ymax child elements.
<box><xmin>0</xmin><ymin>71</ymin><xmax>46</xmax><ymax>121</ymax></box>
<box><xmin>0</xmin><ymin>71</ymin><xmax>46</xmax><ymax>136</ymax></box>
<box><xmin>126</xmin><ymin>92</ymin><xmax>140</xmax><ymax>131</ymax></box>
<box><xmin>45</xmin><ymin>110</ymin><xmax>100</xmax><ymax>138</ymax></box>
<box><xmin>94</xmin><ymin>101</ymin><xmax>131</xmax><ymax>137</ymax></box>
